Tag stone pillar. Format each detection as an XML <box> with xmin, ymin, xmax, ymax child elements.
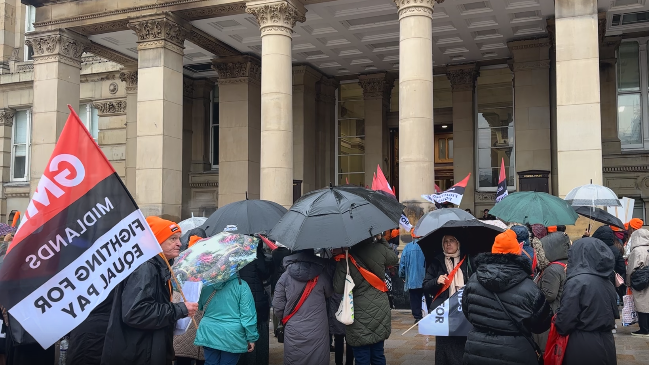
<box><xmin>214</xmin><ymin>55</ymin><xmax>262</xmax><ymax>206</ymax></box>
<box><xmin>600</xmin><ymin>36</ymin><xmax>622</xmax><ymax>155</ymax></box>
<box><xmin>555</xmin><ymin>1</ymin><xmax>603</xmax><ymax>196</ymax></box>
<box><xmin>315</xmin><ymin>77</ymin><xmax>338</xmax><ymax>188</ymax></box>
<box><xmin>359</xmin><ymin>72</ymin><xmax>393</xmax><ymax>188</ymax></box>
<box><xmin>26</xmin><ymin>29</ymin><xmax>86</xmax><ymax>192</ymax></box>
<box><xmin>293</xmin><ymin>65</ymin><xmax>321</xmax><ymax>194</ymax></box>
<box><xmin>182</xmin><ymin>78</ymin><xmax>194</xmax><ymax>219</ymax></box>
<box><xmin>446</xmin><ymin>63</ymin><xmax>478</xmax><ymax>211</ymax></box>
<box><xmin>128</xmin><ymin>14</ymin><xmax>187</xmax><ymax>221</ymax></box>
<box><xmin>394</xmin><ymin>0</ymin><xmax>437</xmax><ymax>224</ymax></box>
<box><xmin>508</xmin><ymin>38</ymin><xmax>552</xmax><ymax>190</ymax></box>
<box><xmin>0</xmin><ymin>109</ymin><xmax>14</xmax><ymax>222</ymax></box>
<box><xmin>119</xmin><ymin>69</ymin><xmax>138</xmax><ymax>195</ymax></box>
<box><xmin>190</xmin><ymin>79</ymin><xmax>213</xmax><ymax>173</ymax></box>
<box><xmin>93</xmin><ymin>99</ymin><xmax>127</xmax><ymax>179</ymax></box>
<box><xmin>247</xmin><ymin>0</ymin><xmax>306</xmax><ymax>208</ymax></box>
<box><xmin>0</xmin><ymin>1</ymin><xmax>20</xmax><ymax>72</ymax></box>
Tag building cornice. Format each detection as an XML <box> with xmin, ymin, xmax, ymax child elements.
<box><xmin>92</xmin><ymin>99</ymin><xmax>127</xmax><ymax>116</ymax></box>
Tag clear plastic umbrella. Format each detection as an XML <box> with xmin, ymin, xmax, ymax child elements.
<box><xmin>564</xmin><ymin>184</ymin><xmax>622</xmax><ymax>207</ymax></box>
<box><xmin>178</xmin><ymin>214</ymin><xmax>207</xmax><ymax>235</ymax></box>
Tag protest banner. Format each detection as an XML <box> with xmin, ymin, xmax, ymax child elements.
<box><xmin>0</xmin><ymin>106</ymin><xmax>162</xmax><ymax>349</ymax></box>
<box><xmin>418</xmin><ymin>287</ymin><xmax>472</xmax><ymax>337</ymax></box>
<box><xmin>422</xmin><ymin>174</ymin><xmax>471</xmax><ymax>206</ymax></box>
<box><xmin>496</xmin><ymin>158</ymin><xmax>509</xmax><ymax>203</ymax></box>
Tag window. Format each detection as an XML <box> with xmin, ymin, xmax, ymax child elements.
<box><xmin>11</xmin><ymin>110</ymin><xmax>30</xmax><ymax>182</ymax></box>
<box><xmin>617</xmin><ymin>41</ymin><xmax>644</xmax><ymax>148</ymax></box>
<box><xmin>78</xmin><ymin>104</ymin><xmax>99</xmax><ymax>141</ymax></box>
<box><xmin>435</xmin><ymin>134</ymin><xmax>453</xmax><ymax>163</ymax></box>
<box><xmin>476</xmin><ymin>68</ymin><xmax>515</xmax><ymax>190</ymax></box>
<box><xmin>336</xmin><ymin>82</ymin><xmax>364</xmax><ymax>186</ymax></box>
<box><xmin>633</xmin><ymin>200</ymin><xmax>646</xmax><ymax>221</ymax></box>
<box><xmin>210</xmin><ymin>86</ymin><xmax>219</xmax><ymax>169</ymax></box>
<box><xmin>24</xmin><ymin>5</ymin><xmax>35</xmax><ymax>61</ymax></box>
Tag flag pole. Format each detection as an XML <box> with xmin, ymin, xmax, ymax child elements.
<box><xmin>162</xmin><ymin>255</ymin><xmax>199</xmax><ymax>329</ymax></box>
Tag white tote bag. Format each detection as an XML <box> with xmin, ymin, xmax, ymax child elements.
<box><xmin>622</xmin><ymin>294</ymin><xmax>638</xmax><ymax>326</ymax></box>
<box><xmin>335</xmin><ymin>250</ymin><xmax>355</xmax><ymax>325</ymax></box>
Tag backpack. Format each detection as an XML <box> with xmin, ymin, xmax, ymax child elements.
<box><xmin>630</xmin><ymin>266</ymin><xmax>649</xmax><ymax>292</ymax></box>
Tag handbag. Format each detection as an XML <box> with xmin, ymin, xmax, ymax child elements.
<box><xmin>615</xmin><ymin>273</ymin><xmax>625</xmax><ymax>288</ymax></box>
<box><xmin>544</xmin><ymin>315</ymin><xmax>569</xmax><ymax>365</ymax></box>
<box><xmin>275</xmin><ymin>276</ymin><xmax>319</xmax><ymax>344</ymax></box>
<box><xmin>622</xmin><ymin>294</ymin><xmax>638</xmax><ymax>326</ymax></box>
<box><xmin>630</xmin><ymin>266</ymin><xmax>649</xmax><ymax>291</ymax></box>
<box><xmin>335</xmin><ymin>250</ymin><xmax>355</xmax><ymax>325</ymax></box>
<box><xmin>492</xmin><ymin>292</ymin><xmax>544</xmax><ymax>365</ymax></box>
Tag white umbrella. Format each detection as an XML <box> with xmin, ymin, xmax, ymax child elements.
<box><xmin>564</xmin><ymin>184</ymin><xmax>621</xmax><ymax>207</ymax></box>
<box><xmin>178</xmin><ymin>215</ymin><xmax>207</xmax><ymax>235</ymax></box>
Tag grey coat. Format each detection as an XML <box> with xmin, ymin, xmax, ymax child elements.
<box><xmin>539</xmin><ymin>232</ymin><xmax>571</xmax><ymax>314</ymax></box>
<box><xmin>272</xmin><ymin>252</ymin><xmax>333</xmax><ymax>365</ymax></box>
<box><xmin>627</xmin><ymin>229</ymin><xmax>649</xmax><ymax>313</ymax></box>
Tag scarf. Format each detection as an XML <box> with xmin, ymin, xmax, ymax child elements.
<box><xmin>442</xmin><ymin>236</ymin><xmax>465</xmax><ymax>297</ymax></box>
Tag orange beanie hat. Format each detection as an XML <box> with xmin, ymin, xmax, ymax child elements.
<box><xmin>146</xmin><ymin>216</ymin><xmax>181</xmax><ymax>244</ymax></box>
<box><xmin>629</xmin><ymin>218</ymin><xmax>644</xmax><ymax>230</ymax></box>
<box><xmin>492</xmin><ymin>229</ymin><xmax>522</xmax><ymax>255</ymax></box>
<box><xmin>188</xmin><ymin>235</ymin><xmax>202</xmax><ymax>248</ymax></box>
<box><xmin>547</xmin><ymin>226</ymin><xmax>557</xmax><ymax>233</ymax></box>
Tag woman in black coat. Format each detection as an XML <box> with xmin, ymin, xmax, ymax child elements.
<box><xmin>555</xmin><ymin>238</ymin><xmax>618</xmax><ymax>365</ymax></box>
<box><xmin>422</xmin><ymin>235</ymin><xmax>474</xmax><ymax>365</ymax></box>
<box><xmin>592</xmin><ymin>226</ymin><xmax>626</xmax><ymax>287</ymax></box>
<box><xmin>462</xmin><ymin>229</ymin><xmax>551</xmax><ymax>365</ymax></box>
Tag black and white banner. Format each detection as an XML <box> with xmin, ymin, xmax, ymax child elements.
<box><xmin>418</xmin><ymin>287</ymin><xmax>473</xmax><ymax>337</ymax></box>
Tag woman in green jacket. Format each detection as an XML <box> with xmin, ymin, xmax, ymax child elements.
<box><xmin>194</xmin><ymin>277</ymin><xmax>259</xmax><ymax>365</ymax></box>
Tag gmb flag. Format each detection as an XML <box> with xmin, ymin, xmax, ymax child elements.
<box><xmin>0</xmin><ymin>106</ymin><xmax>162</xmax><ymax>349</ymax></box>
<box><xmin>422</xmin><ymin>174</ymin><xmax>471</xmax><ymax>207</ymax></box>
<box><xmin>418</xmin><ymin>287</ymin><xmax>472</xmax><ymax>337</ymax></box>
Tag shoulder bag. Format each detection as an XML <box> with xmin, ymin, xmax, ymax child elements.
<box><xmin>492</xmin><ymin>292</ymin><xmax>544</xmax><ymax>365</ymax></box>
<box><xmin>275</xmin><ymin>276</ymin><xmax>319</xmax><ymax>343</ymax></box>
<box><xmin>335</xmin><ymin>250</ymin><xmax>355</xmax><ymax>325</ymax></box>
<box><xmin>544</xmin><ymin>315</ymin><xmax>569</xmax><ymax>365</ymax></box>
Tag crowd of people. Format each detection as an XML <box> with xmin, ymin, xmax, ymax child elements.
<box><xmin>0</xmin><ymin>212</ymin><xmax>647</xmax><ymax>365</ymax></box>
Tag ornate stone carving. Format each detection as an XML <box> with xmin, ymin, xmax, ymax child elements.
<box><xmin>446</xmin><ymin>65</ymin><xmax>479</xmax><ymax>91</ymax></box>
<box><xmin>25</xmin><ymin>30</ymin><xmax>87</xmax><ymax>67</ymax></box>
<box><xmin>393</xmin><ymin>0</ymin><xmax>442</xmax><ymax>19</ymax></box>
<box><xmin>183</xmin><ymin>79</ymin><xmax>194</xmax><ymax>98</ymax></box>
<box><xmin>213</xmin><ymin>56</ymin><xmax>261</xmax><ymax>84</ymax></box>
<box><xmin>16</xmin><ymin>62</ymin><xmax>33</xmax><ymax>73</ymax></box>
<box><xmin>316</xmin><ymin>77</ymin><xmax>339</xmax><ymax>103</ymax></box>
<box><xmin>246</xmin><ymin>1</ymin><xmax>307</xmax><ymax>36</ymax></box>
<box><xmin>128</xmin><ymin>16</ymin><xmax>188</xmax><ymax>51</ymax></box>
<box><xmin>109</xmin><ymin>82</ymin><xmax>119</xmax><ymax>94</ymax></box>
<box><xmin>0</xmin><ymin>109</ymin><xmax>15</xmax><ymax>127</ymax></box>
<box><xmin>359</xmin><ymin>73</ymin><xmax>394</xmax><ymax>100</ymax></box>
<box><xmin>119</xmin><ymin>70</ymin><xmax>138</xmax><ymax>93</ymax></box>
<box><xmin>93</xmin><ymin>99</ymin><xmax>127</xmax><ymax>116</ymax></box>
<box><xmin>475</xmin><ymin>192</ymin><xmax>497</xmax><ymax>203</ymax></box>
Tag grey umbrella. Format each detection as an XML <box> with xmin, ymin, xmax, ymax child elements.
<box><xmin>564</xmin><ymin>183</ymin><xmax>622</xmax><ymax>207</ymax></box>
<box><xmin>413</xmin><ymin>208</ymin><xmax>475</xmax><ymax>237</ymax></box>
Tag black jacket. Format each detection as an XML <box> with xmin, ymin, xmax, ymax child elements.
<box><xmin>422</xmin><ymin>251</ymin><xmax>474</xmax><ymax>310</ymax></box>
<box><xmin>271</xmin><ymin>247</ymin><xmax>292</xmax><ymax>292</ymax></box>
<box><xmin>67</xmin><ymin>289</ymin><xmax>115</xmax><ymax>365</ymax></box>
<box><xmin>238</xmin><ymin>244</ymin><xmax>271</xmax><ymax>322</ymax></box>
<box><xmin>538</xmin><ymin>232</ymin><xmax>570</xmax><ymax>314</ymax></box>
<box><xmin>592</xmin><ymin>226</ymin><xmax>626</xmax><ymax>283</ymax></box>
<box><xmin>462</xmin><ymin>253</ymin><xmax>551</xmax><ymax>365</ymax></box>
<box><xmin>100</xmin><ymin>255</ymin><xmax>188</xmax><ymax>365</ymax></box>
<box><xmin>555</xmin><ymin>238</ymin><xmax>619</xmax><ymax>365</ymax></box>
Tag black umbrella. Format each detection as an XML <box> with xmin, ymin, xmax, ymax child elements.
<box><xmin>573</xmin><ymin>206</ymin><xmax>624</xmax><ymax>230</ymax></box>
<box><xmin>417</xmin><ymin>219</ymin><xmax>505</xmax><ymax>261</ymax></box>
<box><xmin>201</xmin><ymin>199</ymin><xmax>288</xmax><ymax>236</ymax></box>
<box><xmin>269</xmin><ymin>185</ymin><xmax>405</xmax><ymax>250</ymax></box>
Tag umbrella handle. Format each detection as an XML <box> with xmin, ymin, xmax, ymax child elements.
<box><xmin>162</xmin><ymin>256</ymin><xmax>199</xmax><ymax>330</ymax></box>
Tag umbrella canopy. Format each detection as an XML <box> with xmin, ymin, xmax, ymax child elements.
<box><xmin>489</xmin><ymin>191</ymin><xmax>579</xmax><ymax>226</ymax></box>
<box><xmin>269</xmin><ymin>185</ymin><xmax>405</xmax><ymax>250</ymax></box>
<box><xmin>178</xmin><ymin>216</ymin><xmax>207</xmax><ymax>236</ymax></box>
<box><xmin>171</xmin><ymin>232</ymin><xmax>259</xmax><ymax>288</ymax></box>
<box><xmin>564</xmin><ymin>184</ymin><xmax>621</xmax><ymax>207</ymax></box>
<box><xmin>417</xmin><ymin>220</ymin><xmax>504</xmax><ymax>261</ymax></box>
<box><xmin>201</xmin><ymin>199</ymin><xmax>288</xmax><ymax>236</ymax></box>
<box><xmin>413</xmin><ymin>208</ymin><xmax>475</xmax><ymax>237</ymax></box>
<box><xmin>573</xmin><ymin>206</ymin><xmax>625</xmax><ymax>230</ymax></box>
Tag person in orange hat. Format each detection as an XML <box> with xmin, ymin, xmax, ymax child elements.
<box><xmin>462</xmin><ymin>229</ymin><xmax>551</xmax><ymax>364</ymax></box>
<box><xmin>101</xmin><ymin>216</ymin><xmax>199</xmax><ymax>365</ymax></box>
<box><xmin>628</xmin><ymin>218</ymin><xmax>644</xmax><ymax>236</ymax></box>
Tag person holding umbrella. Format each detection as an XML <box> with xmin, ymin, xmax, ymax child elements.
<box><xmin>422</xmin><ymin>235</ymin><xmax>474</xmax><ymax>365</ymax></box>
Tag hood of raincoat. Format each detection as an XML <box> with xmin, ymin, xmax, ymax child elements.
<box><xmin>592</xmin><ymin>226</ymin><xmax>616</xmax><ymax>247</ymax></box>
<box><xmin>511</xmin><ymin>225</ymin><xmax>531</xmax><ymax>247</ymax></box>
<box><xmin>566</xmin><ymin>237</ymin><xmax>614</xmax><ymax>280</ymax></box>
<box><xmin>473</xmin><ymin>253</ymin><xmax>532</xmax><ymax>293</ymax></box>
<box><xmin>628</xmin><ymin>228</ymin><xmax>649</xmax><ymax>251</ymax></box>
<box><xmin>541</xmin><ymin>232</ymin><xmax>570</xmax><ymax>262</ymax></box>
<box><xmin>284</xmin><ymin>251</ymin><xmax>325</xmax><ymax>282</ymax></box>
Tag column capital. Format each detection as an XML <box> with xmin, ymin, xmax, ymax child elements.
<box><xmin>127</xmin><ymin>14</ymin><xmax>189</xmax><ymax>55</ymax></box>
<box><xmin>446</xmin><ymin>63</ymin><xmax>479</xmax><ymax>91</ymax></box>
<box><xmin>293</xmin><ymin>65</ymin><xmax>322</xmax><ymax>86</ymax></box>
<box><xmin>359</xmin><ymin>72</ymin><xmax>394</xmax><ymax>100</ymax></box>
<box><xmin>25</xmin><ymin>29</ymin><xmax>88</xmax><ymax>68</ymax></box>
<box><xmin>119</xmin><ymin>69</ymin><xmax>138</xmax><ymax>93</ymax></box>
<box><xmin>393</xmin><ymin>0</ymin><xmax>442</xmax><ymax>20</ymax></box>
<box><xmin>316</xmin><ymin>77</ymin><xmax>339</xmax><ymax>103</ymax></box>
<box><xmin>0</xmin><ymin>108</ymin><xmax>15</xmax><ymax>127</ymax></box>
<box><xmin>213</xmin><ymin>55</ymin><xmax>261</xmax><ymax>85</ymax></box>
<box><xmin>246</xmin><ymin>0</ymin><xmax>307</xmax><ymax>37</ymax></box>
<box><xmin>93</xmin><ymin>99</ymin><xmax>127</xmax><ymax>117</ymax></box>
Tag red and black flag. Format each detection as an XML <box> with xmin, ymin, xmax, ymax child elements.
<box><xmin>422</xmin><ymin>174</ymin><xmax>471</xmax><ymax>206</ymax></box>
<box><xmin>0</xmin><ymin>106</ymin><xmax>161</xmax><ymax>348</ymax></box>
<box><xmin>496</xmin><ymin>158</ymin><xmax>509</xmax><ymax>203</ymax></box>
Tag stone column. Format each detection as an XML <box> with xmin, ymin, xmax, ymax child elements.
<box><xmin>600</xmin><ymin>36</ymin><xmax>622</xmax><ymax>155</ymax></box>
<box><xmin>26</xmin><ymin>29</ymin><xmax>86</xmax><ymax>192</ymax></box>
<box><xmin>128</xmin><ymin>14</ymin><xmax>188</xmax><ymax>220</ymax></box>
<box><xmin>190</xmin><ymin>79</ymin><xmax>213</xmax><ymax>173</ymax></box>
<box><xmin>247</xmin><ymin>0</ymin><xmax>306</xmax><ymax>208</ymax></box>
<box><xmin>93</xmin><ymin>99</ymin><xmax>127</xmax><ymax>179</ymax></box>
<box><xmin>394</xmin><ymin>0</ymin><xmax>438</xmax><ymax>224</ymax></box>
<box><xmin>214</xmin><ymin>55</ymin><xmax>262</xmax><ymax>206</ymax></box>
<box><xmin>446</xmin><ymin>63</ymin><xmax>478</xmax><ymax>211</ymax></box>
<box><xmin>0</xmin><ymin>109</ymin><xmax>14</xmax><ymax>222</ymax></box>
<box><xmin>315</xmin><ymin>77</ymin><xmax>338</xmax><ymax>188</ymax></box>
<box><xmin>508</xmin><ymin>38</ymin><xmax>552</xmax><ymax>190</ymax></box>
<box><xmin>182</xmin><ymin>78</ymin><xmax>194</xmax><ymax>219</ymax></box>
<box><xmin>293</xmin><ymin>65</ymin><xmax>321</xmax><ymax>194</ymax></box>
<box><xmin>119</xmin><ymin>69</ymin><xmax>138</xmax><ymax>195</ymax></box>
<box><xmin>555</xmin><ymin>1</ymin><xmax>603</xmax><ymax>195</ymax></box>
<box><xmin>359</xmin><ymin>72</ymin><xmax>393</xmax><ymax>188</ymax></box>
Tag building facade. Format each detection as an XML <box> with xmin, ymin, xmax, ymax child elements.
<box><xmin>0</xmin><ymin>0</ymin><xmax>646</xmax><ymax>225</ymax></box>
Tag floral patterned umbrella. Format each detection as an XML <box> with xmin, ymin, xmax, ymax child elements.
<box><xmin>171</xmin><ymin>232</ymin><xmax>259</xmax><ymax>288</ymax></box>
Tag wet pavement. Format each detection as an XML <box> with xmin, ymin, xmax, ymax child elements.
<box><xmin>269</xmin><ymin>310</ymin><xmax>649</xmax><ymax>365</ymax></box>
